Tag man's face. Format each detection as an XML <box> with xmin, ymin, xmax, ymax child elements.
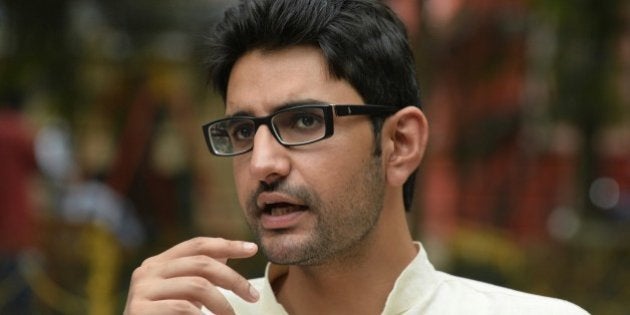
<box><xmin>225</xmin><ymin>46</ymin><xmax>386</xmax><ymax>265</ymax></box>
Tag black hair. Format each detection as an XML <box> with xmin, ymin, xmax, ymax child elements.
<box><xmin>205</xmin><ymin>0</ymin><xmax>421</xmax><ymax>211</ymax></box>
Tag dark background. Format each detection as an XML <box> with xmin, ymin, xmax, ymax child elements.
<box><xmin>1</xmin><ymin>0</ymin><xmax>628</xmax><ymax>314</ymax></box>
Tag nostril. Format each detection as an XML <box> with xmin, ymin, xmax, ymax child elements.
<box><xmin>260</xmin><ymin>181</ymin><xmax>277</xmax><ymax>191</ymax></box>
<box><xmin>257</xmin><ymin>173</ymin><xmax>286</xmax><ymax>189</ymax></box>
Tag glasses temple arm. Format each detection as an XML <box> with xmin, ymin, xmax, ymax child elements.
<box><xmin>334</xmin><ymin>105</ymin><xmax>399</xmax><ymax>116</ymax></box>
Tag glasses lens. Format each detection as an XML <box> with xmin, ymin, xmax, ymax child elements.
<box><xmin>209</xmin><ymin>118</ymin><xmax>256</xmax><ymax>155</ymax></box>
<box><xmin>272</xmin><ymin>107</ymin><xmax>327</xmax><ymax>144</ymax></box>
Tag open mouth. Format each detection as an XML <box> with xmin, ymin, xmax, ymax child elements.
<box><xmin>263</xmin><ymin>202</ymin><xmax>309</xmax><ymax>216</ymax></box>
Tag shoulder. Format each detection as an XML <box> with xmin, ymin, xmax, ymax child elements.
<box><xmin>422</xmin><ymin>271</ymin><xmax>589</xmax><ymax>315</ymax></box>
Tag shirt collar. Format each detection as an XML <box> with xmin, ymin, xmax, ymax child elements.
<box><xmin>382</xmin><ymin>242</ymin><xmax>439</xmax><ymax>314</ymax></box>
<box><xmin>256</xmin><ymin>242</ymin><xmax>438</xmax><ymax>315</ymax></box>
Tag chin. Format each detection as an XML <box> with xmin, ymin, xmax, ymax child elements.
<box><xmin>259</xmin><ymin>232</ymin><xmax>318</xmax><ymax>265</ymax></box>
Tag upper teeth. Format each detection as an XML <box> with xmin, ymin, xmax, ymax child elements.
<box><xmin>270</xmin><ymin>206</ymin><xmax>295</xmax><ymax>216</ymax></box>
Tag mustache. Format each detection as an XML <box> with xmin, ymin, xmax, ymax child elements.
<box><xmin>246</xmin><ymin>180</ymin><xmax>316</xmax><ymax>213</ymax></box>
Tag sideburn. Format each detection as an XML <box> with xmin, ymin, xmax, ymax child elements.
<box><xmin>370</xmin><ymin>116</ymin><xmax>385</xmax><ymax>157</ymax></box>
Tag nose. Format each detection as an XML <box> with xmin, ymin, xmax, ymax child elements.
<box><xmin>249</xmin><ymin>125</ymin><xmax>291</xmax><ymax>185</ymax></box>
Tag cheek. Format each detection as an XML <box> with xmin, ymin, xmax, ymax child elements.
<box><xmin>299</xmin><ymin>150</ymin><xmax>370</xmax><ymax>196</ymax></box>
<box><xmin>232</xmin><ymin>158</ymin><xmax>251</xmax><ymax>206</ymax></box>
<box><xmin>304</xmin><ymin>124</ymin><xmax>376</xmax><ymax>181</ymax></box>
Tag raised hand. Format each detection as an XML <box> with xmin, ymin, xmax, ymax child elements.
<box><xmin>124</xmin><ymin>237</ymin><xmax>260</xmax><ymax>315</ymax></box>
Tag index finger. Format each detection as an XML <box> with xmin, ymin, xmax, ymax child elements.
<box><xmin>149</xmin><ymin>237</ymin><xmax>258</xmax><ymax>263</ymax></box>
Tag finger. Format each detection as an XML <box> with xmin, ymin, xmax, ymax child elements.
<box><xmin>138</xmin><ymin>277</ymin><xmax>235</xmax><ymax>315</ymax></box>
<box><xmin>147</xmin><ymin>237</ymin><xmax>258</xmax><ymax>263</ymax></box>
<box><xmin>125</xmin><ymin>299</ymin><xmax>200</xmax><ymax>315</ymax></box>
<box><xmin>158</xmin><ymin>255</ymin><xmax>259</xmax><ymax>302</ymax></box>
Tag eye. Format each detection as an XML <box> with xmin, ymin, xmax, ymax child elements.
<box><xmin>229</xmin><ymin>121</ymin><xmax>255</xmax><ymax>141</ymax></box>
<box><xmin>272</xmin><ymin>107</ymin><xmax>326</xmax><ymax>141</ymax></box>
<box><xmin>284</xmin><ymin>110</ymin><xmax>324</xmax><ymax>131</ymax></box>
<box><xmin>294</xmin><ymin>114</ymin><xmax>319</xmax><ymax>129</ymax></box>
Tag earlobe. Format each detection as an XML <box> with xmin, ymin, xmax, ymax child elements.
<box><xmin>383</xmin><ymin>106</ymin><xmax>429</xmax><ymax>187</ymax></box>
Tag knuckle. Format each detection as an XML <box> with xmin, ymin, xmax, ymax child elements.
<box><xmin>140</xmin><ymin>255</ymin><xmax>157</xmax><ymax>267</ymax></box>
<box><xmin>189</xmin><ymin>236</ymin><xmax>206</xmax><ymax>245</ymax></box>
<box><xmin>188</xmin><ymin>276</ymin><xmax>212</xmax><ymax>291</ymax></box>
<box><xmin>220</xmin><ymin>272</ymin><xmax>248</xmax><ymax>294</ymax></box>
<box><xmin>191</xmin><ymin>236</ymin><xmax>213</xmax><ymax>246</ymax></box>
<box><xmin>238</xmin><ymin>279</ymin><xmax>251</xmax><ymax>293</ymax></box>
<box><xmin>189</xmin><ymin>237</ymin><xmax>213</xmax><ymax>252</ymax></box>
<box><xmin>225</xmin><ymin>269</ymin><xmax>243</xmax><ymax>285</ymax></box>
<box><xmin>190</xmin><ymin>255</ymin><xmax>216</xmax><ymax>266</ymax></box>
<box><xmin>212</xmin><ymin>298</ymin><xmax>234</xmax><ymax>315</ymax></box>
<box><xmin>191</xmin><ymin>254</ymin><xmax>211</xmax><ymax>263</ymax></box>
<box><xmin>190</xmin><ymin>237</ymin><xmax>231</xmax><ymax>253</ymax></box>
<box><xmin>130</xmin><ymin>266</ymin><xmax>147</xmax><ymax>282</ymax></box>
<box><xmin>191</xmin><ymin>254</ymin><xmax>216</xmax><ymax>269</ymax></box>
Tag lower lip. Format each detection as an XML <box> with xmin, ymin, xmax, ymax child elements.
<box><xmin>260</xmin><ymin>210</ymin><xmax>307</xmax><ymax>230</ymax></box>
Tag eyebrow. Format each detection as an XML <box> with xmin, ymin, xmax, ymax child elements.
<box><xmin>227</xmin><ymin>99</ymin><xmax>329</xmax><ymax>118</ymax></box>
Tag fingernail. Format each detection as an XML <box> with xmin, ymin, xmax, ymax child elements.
<box><xmin>243</xmin><ymin>242</ymin><xmax>257</xmax><ymax>251</ymax></box>
<box><xmin>249</xmin><ymin>284</ymin><xmax>260</xmax><ymax>301</ymax></box>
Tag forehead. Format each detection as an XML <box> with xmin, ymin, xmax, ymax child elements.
<box><xmin>225</xmin><ymin>46</ymin><xmax>363</xmax><ymax>115</ymax></box>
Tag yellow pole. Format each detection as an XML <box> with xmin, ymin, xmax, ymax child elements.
<box><xmin>86</xmin><ymin>224</ymin><xmax>120</xmax><ymax>315</ymax></box>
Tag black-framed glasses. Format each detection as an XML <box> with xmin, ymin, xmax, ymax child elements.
<box><xmin>202</xmin><ymin>104</ymin><xmax>399</xmax><ymax>156</ymax></box>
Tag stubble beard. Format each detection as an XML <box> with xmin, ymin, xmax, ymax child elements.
<box><xmin>245</xmin><ymin>155</ymin><xmax>385</xmax><ymax>266</ymax></box>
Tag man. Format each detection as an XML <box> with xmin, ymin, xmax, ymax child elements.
<box><xmin>124</xmin><ymin>0</ymin><xmax>589</xmax><ymax>314</ymax></box>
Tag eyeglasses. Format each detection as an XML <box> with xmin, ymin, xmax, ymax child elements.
<box><xmin>202</xmin><ymin>104</ymin><xmax>398</xmax><ymax>156</ymax></box>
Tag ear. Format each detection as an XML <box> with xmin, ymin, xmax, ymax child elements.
<box><xmin>381</xmin><ymin>106</ymin><xmax>429</xmax><ymax>187</ymax></box>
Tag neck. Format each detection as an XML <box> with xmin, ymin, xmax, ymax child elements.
<box><xmin>273</xmin><ymin>198</ymin><xmax>416</xmax><ymax>315</ymax></box>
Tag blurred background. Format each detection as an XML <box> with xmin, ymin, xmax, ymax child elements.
<box><xmin>0</xmin><ymin>0</ymin><xmax>628</xmax><ymax>314</ymax></box>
